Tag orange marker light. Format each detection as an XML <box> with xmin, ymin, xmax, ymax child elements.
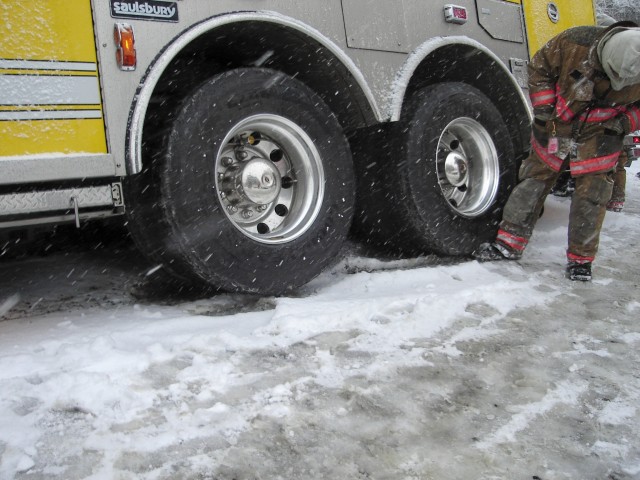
<box><xmin>114</xmin><ymin>23</ymin><xmax>136</xmax><ymax>71</ymax></box>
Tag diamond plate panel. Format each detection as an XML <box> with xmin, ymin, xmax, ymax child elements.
<box><xmin>0</xmin><ymin>185</ymin><xmax>116</xmax><ymax>216</ymax></box>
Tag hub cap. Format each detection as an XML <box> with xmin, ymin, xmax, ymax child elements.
<box><xmin>444</xmin><ymin>152</ymin><xmax>469</xmax><ymax>187</ymax></box>
<box><xmin>221</xmin><ymin>158</ymin><xmax>281</xmax><ymax>206</ymax></box>
<box><xmin>215</xmin><ymin>114</ymin><xmax>325</xmax><ymax>244</ymax></box>
<box><xmin>436</xmin><ymin>117</ymin><xmax>499</xmax><ymax>217</ymax></box>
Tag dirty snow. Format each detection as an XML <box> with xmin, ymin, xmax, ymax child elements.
<box><xmin>1</xmin><ymin>164</ymin><xmax>640</xmax><ymax>479</ymax></box>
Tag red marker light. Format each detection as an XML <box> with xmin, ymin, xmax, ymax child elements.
<box><xmin>453</xmin><ymin>7</ymin><xmax>467</xmax><ymax>20</ymax></box>
<box><xmin>444</xmin><ymin>4</ymin><xmax>468</xmax><ymax>24</ymax></box>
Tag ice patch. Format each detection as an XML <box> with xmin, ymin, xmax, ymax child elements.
<box><xmin>476</xmin><ymin>379</ymin><xmax>588</xmax><ymax>449</ymax></box>
<box><xmin>626</xmin><ymin>301</ymin><xmax>640</xmax><ymax>312</ymax></box>
<box><xmin>599</xmin><ymin>401</ymin><xmax>636</xmax><ymax>425</ymax></box>
<box><xmin>620</xmin><ymin>332</ymin><xmax>640</xmax><ymax>344</ymax></box>
<box><xmin>591</xmin><ymin>440</ymin><xmax>629</xmax><ymax>459</ymax></box>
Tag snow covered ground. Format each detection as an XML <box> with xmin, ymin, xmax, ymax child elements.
<box><xmin>1</xmin><ymin>164</ymin><xmax>640</xmax><ymax>480</ymax></box>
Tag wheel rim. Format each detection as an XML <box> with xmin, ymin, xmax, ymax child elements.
<box><xmin>215</xmin><ymin>114</ymin><xmax>325</xmax><ymax>244</ymax></box>
<box><xmin>435</xmin><ymin>117</ymin><xmax>500</xmax><ymax>217</ymax></box>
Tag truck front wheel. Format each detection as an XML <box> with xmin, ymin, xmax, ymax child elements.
<box><xmin>126</xmin><ymin>68</ymin><xmax>355</xmax><ymax>294</ymax></box>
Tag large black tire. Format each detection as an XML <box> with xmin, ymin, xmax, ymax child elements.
<box><xmin>353</xmin><ymin>82</ymin><xmax>517</xmax><ymax>256</ymax></box>
<box><xmin>126</xmin><ymin>68</ymin><xmax>355</xmax><ymax>295</ymax></box>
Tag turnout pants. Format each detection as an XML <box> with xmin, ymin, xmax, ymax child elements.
<box><xmin>609</xmin><ymin>150</ymin><xmax>628</xmax><ymax>205</ymax></box>
<box><xmin>495</xmin><ymin>149</ymin><xmax>614</xmax><ymax>264</ymax></box>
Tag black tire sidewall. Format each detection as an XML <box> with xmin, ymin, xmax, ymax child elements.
<box><xmin>162</xmin><ymin>69</ymin><xmax>355</xmax><ymax>293</ymax></box>
<box><xmin>399</xmin><ymin>82</ymin><xmax>516</xmax><ymax>255</ymax></box>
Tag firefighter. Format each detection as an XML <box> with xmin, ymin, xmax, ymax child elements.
<box><xmin>474</xmin><ymin>22</ymin><xmax>640</xmax><ymax>281</ymax></box>
<box><xmin>550</xmin><ymin>14</ymin><xmax>627</xmax><ymax>209</ymax></box>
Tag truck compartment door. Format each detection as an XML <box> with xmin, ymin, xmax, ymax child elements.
<box><xmin>521</xmin><ymin>0</ymin><xmax>596</xmax><ymax>56</ymax></box>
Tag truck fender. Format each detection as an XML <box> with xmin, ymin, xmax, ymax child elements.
<box><xmin>389</xmin><ymin>35</ymin><xmax>533</xmax><ymax>124</ymax></box>
<box><xmin>127</xmin><ymin>10</ymin><xmax>382</xmax><ymax>175</ymax></box>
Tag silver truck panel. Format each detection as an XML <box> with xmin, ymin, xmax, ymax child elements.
<box><xmin>126</xmin><ymin>10</ymin><xmax>383</xmax><ymax>174</ymax></box>
<box><xmin>343</xmin><ymin>0</ymin><xmax>410</xmax><ymax>53</ymax></box>
<box><xmin>477</xmin><ymin>0</ymin><xmax>526</xmax><ymax>43</ymax></box>
<box><xmin>90</xmin><ymin>1</ymin><xmax>530</xmax><ymax>176</ymax></box>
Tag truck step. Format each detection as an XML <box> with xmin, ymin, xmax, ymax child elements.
<box><xmin>0</xmin><ymin>183</ymin><xmax>123</xmax><ymax>228</ymax></box>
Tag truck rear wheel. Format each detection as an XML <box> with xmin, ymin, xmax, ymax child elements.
<box><xmin>354</xmin><ymin>82</ymin><xmax>517</xmax><ymax>256</ymax></box>
<box><xmin>126</xmin><ymin>68</ymin><xmax>355</xmax><ymax>294</ymax></box>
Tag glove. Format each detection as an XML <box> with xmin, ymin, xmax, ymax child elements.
<box><xmin>603</xmin><ymin>116</ymin><xmax>625</xmax><ymax>136</ymax></box>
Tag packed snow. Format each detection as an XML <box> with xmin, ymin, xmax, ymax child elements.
<box><xmin>1</xmin><ymin>164</ymin><xmax>640</xmax><ymax>479</ymax></box>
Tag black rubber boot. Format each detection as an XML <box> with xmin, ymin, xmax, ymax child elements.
<box><xmin>566</xmin><ymin>262</ymin><xmax>592</xmax><ymax>281</ymax></box>
<box><xmin>473</xmin><ymin>242</ymin><xmax>521</xmax><ymax>262</ymax></box>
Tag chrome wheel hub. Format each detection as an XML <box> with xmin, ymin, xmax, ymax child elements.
<box><xmin>444</xmin><ymin>152</ymin><xmax>469</xmax><ymax>187</ymax></box>
<box><xmin>436</xmin><ymin>117</ymin><xmax>499</xmax><ymax>217</ymax></box>
<box><xmin>221</xmin><ymin>157</ymin><xmax>282</xmax><ymax>206</ymax></box>
<box><xmin>215</xmin><ymin>114</ymin><xmax>325</xmax><ymax>244</ymax></box>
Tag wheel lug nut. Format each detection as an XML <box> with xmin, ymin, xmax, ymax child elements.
<box><xmin>227</xmin><ymin>205</ymin><xmax>238</xmax><ymax>214</ymax></box>
<box><xmin>256</xmin><ymin>204</ymin><xmax>268</xmax><ymax>212</ymax></box>
<box><xmin>241</xmin><ymin>209</ymin><xmax>254</xmax><ymax>219</ymax></box>
<box><xmin>236</xmin><ymin>150</ymin><xmax>248</xmax><ymax>161</ymax></box>
<box><xmin>221</xmin><ymin>157</ymin><xmax>234</xmax><ymax>167</ymax></box>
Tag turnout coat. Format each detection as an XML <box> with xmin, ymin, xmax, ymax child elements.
<box><xmin>528</xmin><ymin>25</ymin><xmax>640</xmax><ymax>175</ymax></box>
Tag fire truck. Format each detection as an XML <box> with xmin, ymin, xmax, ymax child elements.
<box><xmin>624</xmin><ymin>132</ymin><xmax>640</xmax><ymax>163</ymax></box>
<box><xmin>0</xmin><ymin>0</ymin><xmax>596</xmax><ymax>294</ymax></box>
